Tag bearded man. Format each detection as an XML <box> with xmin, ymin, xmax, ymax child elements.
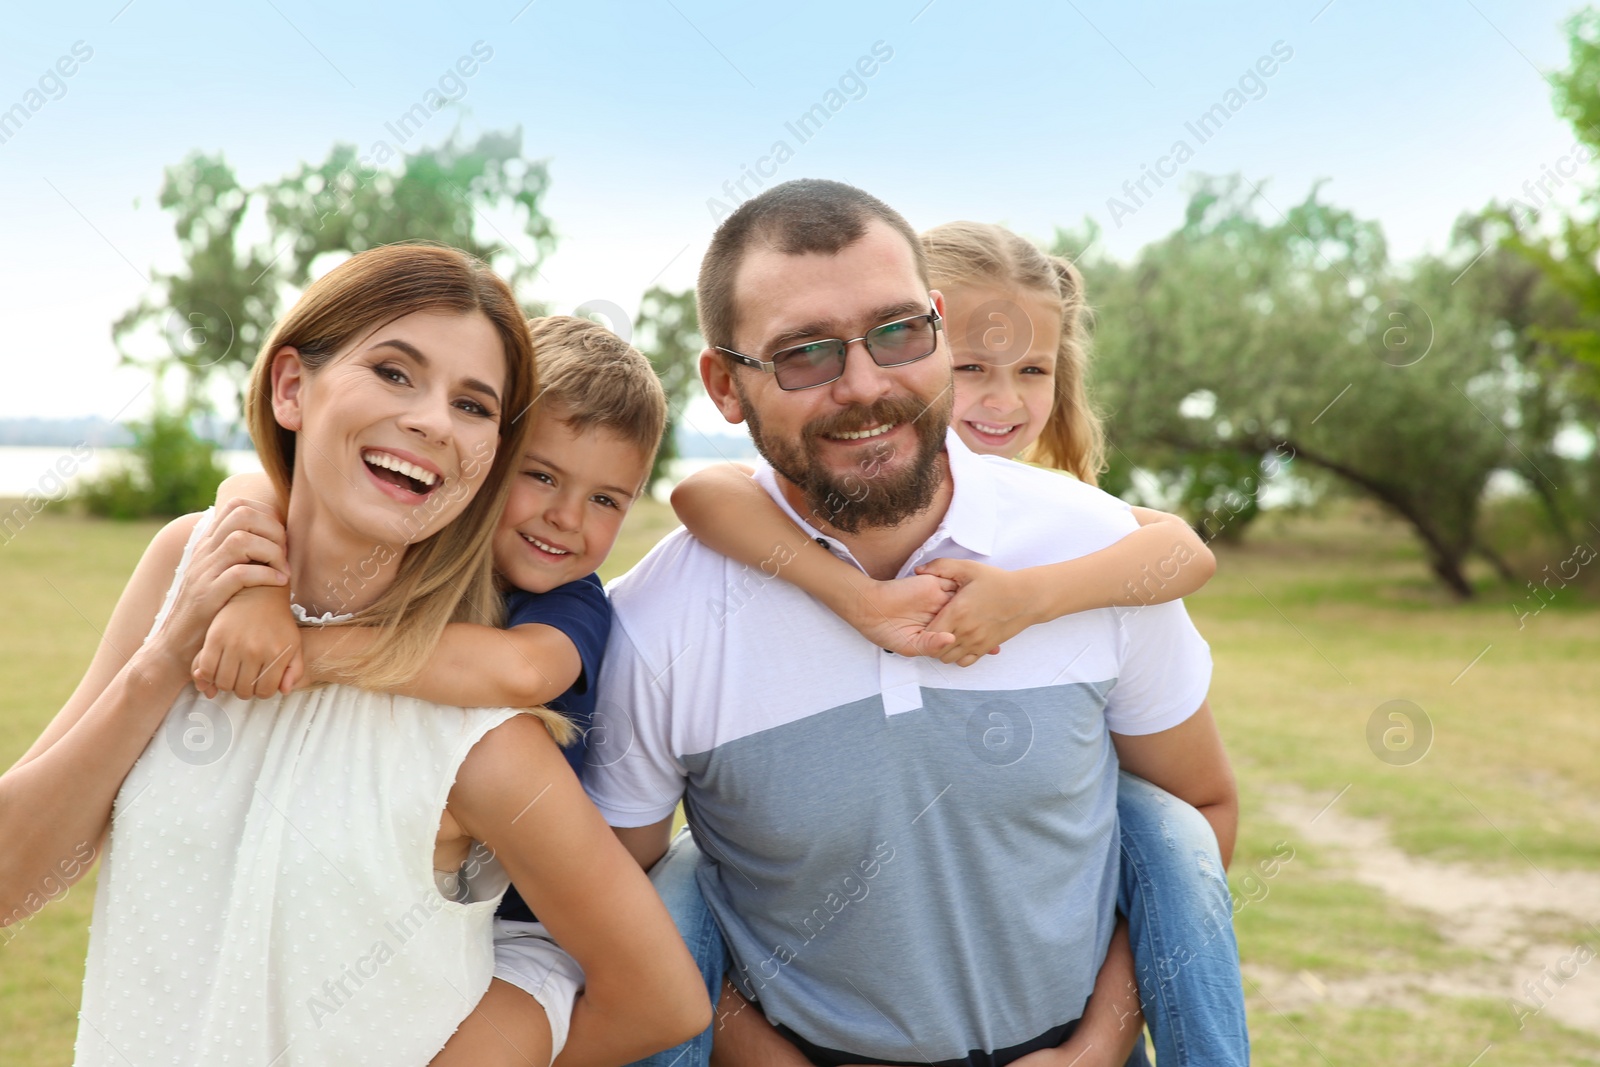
<box><xmin>586</xmin><ymin>179</ymin><xmax>1238</xmax><ymax>1067</ymax></box>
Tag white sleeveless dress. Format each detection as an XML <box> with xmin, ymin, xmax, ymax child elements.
<box><xmin>74</xmin><ymin>509</ymin><xmax>528</xmax><ymax>1066</ymax></box>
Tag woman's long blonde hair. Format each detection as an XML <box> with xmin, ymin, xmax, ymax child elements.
<box><xmin>244</xmin><ymin>245</ymin><xmax>563</xmax><ymax>732</ymax></box>
<box><xmin>921</xmin><ymin>221</ymin><xmax>1105</xmax><ymax>484</ymax></box>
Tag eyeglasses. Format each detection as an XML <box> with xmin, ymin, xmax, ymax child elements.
<box><xmin>717</xmin><ymin>306</ymin><xmax>944</xmax><ymax>391</ymax></box>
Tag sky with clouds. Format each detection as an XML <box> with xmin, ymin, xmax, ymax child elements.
<box><xmin>0</xmin><ymin>0</ymin><xmax>1589</xmax><ymax>423</ymax></box>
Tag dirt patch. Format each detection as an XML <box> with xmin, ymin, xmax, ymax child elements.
<box><xmin>1253</xmin><ymin>786</ymin><xmax>1600</xmax><ymax>1038</ymax></box>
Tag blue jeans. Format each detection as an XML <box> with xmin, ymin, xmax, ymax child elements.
<box><xmin>1116</xmin><ymin>771</ymin><xmax>1250</xmax><ymax>1065</ymax></box>
<box><xmin>631</xmin><ymin>777</ymin><xmax>1248</xmax><ymax>1067</ymax></box>
<box><xmin>629</xmin><ymin>829</ymin><xmax>730</xmax><ymax>1067</ymax></box>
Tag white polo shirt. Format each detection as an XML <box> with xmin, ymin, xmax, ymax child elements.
<box><xmin>585</xmin><ymin>431</ymin><xmax>1211</xmax><ymax>1061</ymax></box>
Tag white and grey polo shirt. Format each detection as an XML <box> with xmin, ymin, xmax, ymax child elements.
<box><xmin>585</xmin><ymin>432</ymin><xmax>1211</xmax><ymax>1062</ymax></box>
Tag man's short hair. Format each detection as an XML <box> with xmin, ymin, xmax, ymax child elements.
<box><xmin>697</xmin><ymin>179</ymin><xmax>930</xmax><ymax>351</ymax></box>
<box><xmin>526</xmin><ymin>315</ymin><xmax>667</xmax><ymax>461</ymax></box>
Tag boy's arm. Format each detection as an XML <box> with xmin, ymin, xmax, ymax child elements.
<box><xmin>194</xmin><ymin>472</ymin><xmax>303</xmax><ymax>699</ymax></box>
<box><xmin>917</xmin><ymin>510</ymin><xmax>1217</xmax><ymax>667</ymax></box>
<box><xmin>671</xmin><ymin>464</ymin><xmax>958</xmax><ymax>657</ymax></box>
<box><xmin>300</xmin><ymin>621</ymin><xmax>583</xmax><ymax>709</ymax></box>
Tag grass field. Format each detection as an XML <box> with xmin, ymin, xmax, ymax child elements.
<box><xmin>2</xmin><ymin>501</ymin><xmax>1597</xmax><ymax>1064</ymax></box>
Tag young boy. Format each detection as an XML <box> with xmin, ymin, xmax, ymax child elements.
<box><xmin>195</xmin><ymin>314</ymin><xmax>670</xmax><ymax>1062</ymax></box>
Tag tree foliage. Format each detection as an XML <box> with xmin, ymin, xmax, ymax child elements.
<box><xmin>114</xmin><ymin>129</ymin><xmax>555</xmax><ymax>414</ymax></box>
<box><xmin>631</xmin><ymin>286</ymin><xmax>703</xmax><ymax>491</ymax></box>
<box><xmin>1076</xmin><ymin>177</ymin><xmax>1528</xmax><ymax>596</ymax></box>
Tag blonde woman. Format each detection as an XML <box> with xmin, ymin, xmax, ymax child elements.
<box><xmin>0</xmin><ymin>245</ymin><xmax>708</xmax><ymax>1066</ymax></box>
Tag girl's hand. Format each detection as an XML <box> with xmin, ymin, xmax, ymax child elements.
<box><xmin>191</xmin><ymin>587</ymin><xmax>304</xmax><ymax>700</ymax></box>
<box><xmin>844</xmin><ymin>573</ymin><xmax>960</xmax><ymax>659</ymax></box>
<box><xmin>149</xmin><ymin>499</ymin><xmax>290</xmax><ymax>670</ymax></box>
<box><xmin>914</xmin><ymin>558</ymin><xmax>1026</xmax><ymax>667</ymax></box>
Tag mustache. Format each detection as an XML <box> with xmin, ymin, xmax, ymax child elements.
<box><xmin>805</xmin><ymin>396</ymin><xmax>937</xmax><ymax>439</ymax></box>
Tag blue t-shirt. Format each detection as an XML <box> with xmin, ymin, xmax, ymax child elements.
<box><xmin>495</xmin><ymin>572</ymin><xmax>611</xmax><ymax>924</ymax></box>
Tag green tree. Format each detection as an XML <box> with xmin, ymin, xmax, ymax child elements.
<box><xmin>1078</xmin><ymin>176</ymin><xmax>1519</xmax><ymax>596</ymax></box>
<box><xmin>114</xmin><ymin>129</ymin><xmax>555</xmax><ymax>414</ymax></box>
<box><xmin>111</xmin><ymin>152</ymin><xmax>281</xmax><ymax>411</ymax></box>
<box><xmin>632</xmin><ymin>286</ymin><xmax>703</xmax><ymax>491</ymax></box>
<box><xmin>79</xmin><ymin>406</ymin><xmax>228</xmax><ymax>520</ymax></box>
<box><xmin>100</xmin><ymin>130</ymin><xmax>556</xmax><ymax>518</ymax></box>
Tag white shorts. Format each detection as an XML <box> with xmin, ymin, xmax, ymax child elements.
<box><xmin>492</xmin><ymin>918</ymin><xmax>586</xmax><ymax>1062</ymax></box>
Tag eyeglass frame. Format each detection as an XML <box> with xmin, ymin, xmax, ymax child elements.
<box><xmin>714</xmin><ymin>304</ymin><xmax>945</xmax><ymax>391</ymax></box>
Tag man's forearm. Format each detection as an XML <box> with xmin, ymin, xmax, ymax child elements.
<box><xmin>1052</xmin><ymin>918</ymin><xmax>1142</xmax><ymax>1066</ymax></box>
<box><xmin>708</xmin><ymin>977</ymin><xmax>811</xmax><ymax>1067</ymax></box>
<box><xmin>1195</xmin><ymin>795</ymin><xmax>1238</xmax><ymax>869</ymax></box>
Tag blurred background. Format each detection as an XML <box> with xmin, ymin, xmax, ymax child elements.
<box><xmin>2</xmin><ymin>2</ymin><xmax>1598</xmax><ymax>1063</ymax></box>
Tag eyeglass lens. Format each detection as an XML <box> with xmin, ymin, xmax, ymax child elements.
<box><xmin>770</xmin><ymin>316</ymin><xmax>938</xmax><ymax>389</ymax></box>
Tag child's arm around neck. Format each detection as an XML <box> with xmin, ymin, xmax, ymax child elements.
<box><xmin>670</xmin><ymin>463</ymin><xmax>960</xmax><ymax>657</ymax></box>
<box><xmin>201</xmin><ymin>474</ymin><xmax>585</xmax><ymax>712</ymax></box>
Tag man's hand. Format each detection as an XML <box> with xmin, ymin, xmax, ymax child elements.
<box><xmin>1009</xmin><ymin>919</ymin><xmax>1144</xmax><ymax>1067</ymax></box>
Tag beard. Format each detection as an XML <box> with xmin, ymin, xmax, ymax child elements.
<box><xmin>736</xmin><ymin>379</ymin><xmax>954</xmax><ymax>534</ymax></box>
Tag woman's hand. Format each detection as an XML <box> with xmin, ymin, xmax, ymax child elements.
<box><xmin>843</xmin><ymin>573</ymin><xmax>960</xmax><ymax>659</ymax></box>
<box><xmin>914</xmin><ymin>558</ymin><xmax>1027</xmax><ymax>667</ymax></box>
<box><xmin>192</xmin><ymin>586</ymin><xmax>304</xmax><ymax>700</ymax></box>
<box><xmin>149</xmin><ymin>499</ymin><xmax>290</xmax><ymax>672</ymax></box>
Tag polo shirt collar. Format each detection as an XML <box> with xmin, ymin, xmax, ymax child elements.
<box><xmin>935</xmin><ymin>428</ymin><xmax>997</xmax><ymax>558</ymax></box>
<box><xmin>751</xmin><ymin>427</ymin><xmax>998</xmax><ymax>567</ymax></box>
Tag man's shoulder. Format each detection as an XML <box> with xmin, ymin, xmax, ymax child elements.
<box><xmin>976</xmin><ymin>455</ymin><xmax>1137</xmax><ymax>554</ymax></box>
<box><xmin>605</xmin><ymin>527</ymin><xmax>732</xmax><ymax>615</ymax></box>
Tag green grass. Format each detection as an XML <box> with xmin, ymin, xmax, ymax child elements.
<box><xmin>3</xmin><ymin>502</ymin><xmax>1597</xmax><ymax>1064</ymax></box>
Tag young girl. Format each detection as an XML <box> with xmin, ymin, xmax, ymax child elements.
<box><xmin>0</xmin><ymin>247</ymin><xmax>708</xmax><ymax>1066</ymax></box>
<box><xmin>670</xmin><ymin>221</ymin><xmax>1248</xmax><ymax>1066</ymax></box>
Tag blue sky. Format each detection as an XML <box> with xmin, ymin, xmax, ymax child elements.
<box><xmin>0</xmin><ymin>0</ymin><xmax>1589</xmax><ymax>421</ymax></box>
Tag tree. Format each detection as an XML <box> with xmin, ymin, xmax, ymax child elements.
<box><xmin>114</xmin><ymin>129</ymin><xmax>555</xmax><ymax>415</ymax></box>
<box><xmin>632</xmin><ymin>286</ymin><xmax>703</xmax><ymax>491</ymax></box>
<box><xmin>1079</xmin><ymin>176</ymin><xmax>1520</xmax><ymax>596</ymax></box>
<box><xmin>98</xmin><ymin>130</ymin><xmax>557</xmax><ymax>518</ymax></box>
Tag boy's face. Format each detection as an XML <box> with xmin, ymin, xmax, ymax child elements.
<box><xmin>493</xmin><ymin>406</ymin><xmax>652</xmax><ymax>594</ymax></box>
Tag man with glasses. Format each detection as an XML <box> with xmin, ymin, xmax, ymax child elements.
<box><xmin>586</xmin><ymin>179</ymin><xmax>1237</xmax><ymax>1066</ymax></box>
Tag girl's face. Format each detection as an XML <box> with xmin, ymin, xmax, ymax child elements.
<box><xmin>272</xmin><ymin>309</ymin><xmax>508</xmax><ymax>546</ymax></box>
<box><xmin>940</xmin><ymin>282</ymin><xmax>1060</xmax><ymax>460</ymax></box>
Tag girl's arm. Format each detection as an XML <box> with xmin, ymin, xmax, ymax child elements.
<box><xmin>447</xmin><ymin>716</ymin><xmax>712</xmax><ymax>1063</ymax></box>
<box><xmin>0</xmin><ymin>501</ymin><xmax>289</xmax><ymax>921</ymax></box>
<box><xmin>918</xmin><ymin>509</ymin><xmax>1217</xmax><ymax>666</ymax></box>
<box><xmin>297</xmin><ymin>621</ymin><xmax>581</xmax><ymax>709</ymax></box>
<box><xmin>671</xmin><ymin>464</ymin><xmax>959</xmax><ymax>657</ymax></box>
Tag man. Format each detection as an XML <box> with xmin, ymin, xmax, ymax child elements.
<box><xmin>586</xmin><ymin>179</ymin><xmax>1237</xmax><ymax>1066</ymax></box>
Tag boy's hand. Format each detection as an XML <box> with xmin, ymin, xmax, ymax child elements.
<box><xmin>844</xmin><ymin>573</ymin><xmax>960</xmax><ymax>659</ymax></box>
<box><xmin>192</xmin><ymin>585</ymin><xmax>304</xmax><ymax>700</ymax></box>
<box><xmin>914</xmin><ymin>558</ymin><xmax>1021</xmax><ymax>667</ymax></box>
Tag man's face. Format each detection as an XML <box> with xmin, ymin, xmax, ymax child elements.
<box><xmin>724</xmin><ymin>220</ymin><xmax>954</xmax><ymax>533</ymax></box>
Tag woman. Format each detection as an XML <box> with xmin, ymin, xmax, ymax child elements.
<box><xmin>0</xmin><ymin>244</ymin><xmax>708</xmax><ymax>1065</ymax></box>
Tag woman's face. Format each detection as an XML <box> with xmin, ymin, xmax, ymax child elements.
<box><xmin>940</xmin><ymin>282</ymin><xmax>1060</xmax><ymax>460</ymax></box>
<box><xmin>273</xmin><ymin>309</ymin><xmax>508</xmax><ymax>546</ymax></box>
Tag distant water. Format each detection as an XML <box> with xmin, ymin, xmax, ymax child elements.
<box><xmin>0</xmin><ymin>445</ymin><xmax>729</xmax><ymax>500</ymax></box>
<box><xmin>0</xmin><ymin>446</ymin><xmax>263</xmax><ymax>499</ymax></box>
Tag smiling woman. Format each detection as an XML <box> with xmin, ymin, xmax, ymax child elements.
<box><xmin>0</xmin><ymin>243</ymin><xmax>709</xmax><ymax>1066</ymax></box>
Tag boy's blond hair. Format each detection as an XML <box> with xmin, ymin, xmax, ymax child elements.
<box><xmin>527</xmin><ymin>315</ymin><xmax>668</xmax><ymax>466</ymax></box>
